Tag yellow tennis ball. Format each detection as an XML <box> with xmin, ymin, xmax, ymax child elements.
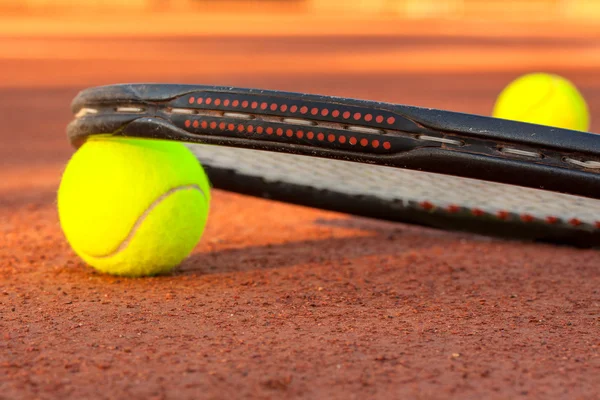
<box><xmin>57</xmin><ymin>137</ymin><xmax>211</xmax><ymax>277</ymax></box>
<box><xmin>493</xmin><ymin>73</ymin><xmax>590</xmax><ymax>131</ymax></box>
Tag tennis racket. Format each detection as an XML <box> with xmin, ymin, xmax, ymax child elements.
<box><xmin>67</xmin><ymin>84</ymin><xmax>600</xmax><ymax>246</ymax></box>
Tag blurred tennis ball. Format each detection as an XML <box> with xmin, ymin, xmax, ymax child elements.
<box><xmin>493</xmin><ymin>73</ymin><xmax>590</xmax><ymax>131</ymax></box>
<box><xmin>58</xmin><ymin>137</ymin><xmax>211</xmax><ymax>277</ymax></box>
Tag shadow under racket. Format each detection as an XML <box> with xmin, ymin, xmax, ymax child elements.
<box><xmin>188</xmin><ymin>144</ymin><xmax>600</xmax><ymax>247</ymax></box>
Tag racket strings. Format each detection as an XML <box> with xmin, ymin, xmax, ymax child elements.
<box><xmin>187</xmin><ymin>144</ymin><xmax>600</xmax><ymax>232</ymax></box>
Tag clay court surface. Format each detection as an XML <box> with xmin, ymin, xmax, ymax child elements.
<box><xmin>1</xmin><ymin>14</ymin><xmax>600</xmax><ymax>399</ymax></box>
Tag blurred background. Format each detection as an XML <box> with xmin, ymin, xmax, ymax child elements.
<box><xmin>1</xmin><ymin>0</ymin><xmax>599</xmax><ymax>103</ymax></box>
<box><xmin>1</xmin><ymin>0</ymin><xmax>599</xmax><ymax>201</ymax></box>
<box><xmin>2</xmin><ymin>0</ymin><xmax>600</xmax><ymax>19</ymax></box>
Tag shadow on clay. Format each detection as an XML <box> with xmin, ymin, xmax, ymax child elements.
<box><xmin>179</xmin><ymin>216</ymin><xmax>490</xmax><ymax>276</ymax></box>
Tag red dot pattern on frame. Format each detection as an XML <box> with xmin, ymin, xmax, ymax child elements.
<box><xmin>186</xmin><ymin>95</ymin><xmax>398</xmax><ymax>126</ymax></box>
<box><xmin>182</xmin><ymin>95</ymin><xmax>399</xmax><ymax>151</ymax></box>
<box><xmin>415</xmin><ymin>200</ymin><xmax>595</xmax><ymax>229</ymax></box>
<box><xmin>182</xmin><ymin>106</ymin><xmax>600</xmax><ymax>230</ymax></box>
<box><xmin>182</xmin><ymin>118</ymin><xmax>392</xmax><ymax>151</ymax></box>
<box><xmin>181</xmin><ymin>97</ymin><xmax>600</xmax><ymax>230</ymax></box>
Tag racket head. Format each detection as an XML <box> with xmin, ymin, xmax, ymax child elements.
<box><xmin>187</xmin><ymin>144</ymin><xmax>600</xmax><ymax>247</ymax></box>
<box><xmin>66</xmin><ymin>84</ymin><xmax>600</xmax><ymax>246</ymax></box>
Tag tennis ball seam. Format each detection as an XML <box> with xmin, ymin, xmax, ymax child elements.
<box><xmin>93</xmin><ymin>184</ymin><xmax>207</xmax><ymax>259</ymax></box>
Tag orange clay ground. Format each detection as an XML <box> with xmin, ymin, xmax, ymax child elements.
<box><xmin>1</xmin><ymin>14</ymin><xmax>600</xmax><ymax>399</ymax></box>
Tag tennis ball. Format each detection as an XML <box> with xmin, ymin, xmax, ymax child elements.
<box><xmin>57</xmin><ymin>137</ymin><xmax>211</xmax><ymax>277</ymax></box>
<box><xmin>492</xmin><ymin>73</ymin><xmax>589</xmax><ymax>131</ymax></box>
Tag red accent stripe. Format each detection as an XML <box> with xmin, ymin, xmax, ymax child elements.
<box><xmin>520</xmin><ymin>214</ymin><xmax>534</xmax><ymax>223</ymax></box>
<box><xmin>447</xmin><ymin>205</ymin><xmax>460</xmax><ymax>213</ymax></box>
<box><xmin>496</xmin><ymin>210</ymin><xmax>509</xmax><ymax>220</ymax></box>
<box><xmin>420</xmin><ymin>201</ymin><xmax>434</xmax><ymax>211</ymax></box>
<box><xmin>569</xmin><ymin>218</ymin><xmax>582</xmax><ymax>226</ymax></box>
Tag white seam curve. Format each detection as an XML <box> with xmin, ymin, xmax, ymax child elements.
<box><xmin>94</xmin><ymin>184</ymin><xmax>206</xmax><ymax>259</ymax></box>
